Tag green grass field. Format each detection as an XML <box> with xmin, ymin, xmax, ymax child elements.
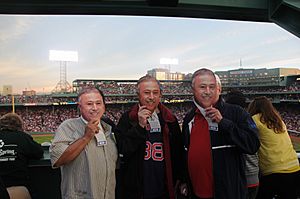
<box><xmin>31</xmin><ymin>133</ymin><xmax>54</xmax><ymax>144</ymax></box>
<box><xmin>33</xmin><ymin>136</ymin><xmax>53</xmax><ymax>144</ymax></box>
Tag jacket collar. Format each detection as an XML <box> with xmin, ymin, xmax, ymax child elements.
<box><xmin>129</xmin><ymin>103</ymin><xmax>176</xmax><ymax>123</ymax></box>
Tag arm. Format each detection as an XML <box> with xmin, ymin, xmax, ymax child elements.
<box><xmin>169</xmin><ymin>119</ymin><xmax>189</xmax><ymax>197</ymax></box>
<box><xmin>169</xmin><ymin>118</ymin><xmax>185</xmax><ymax>181</ymax></box>
<box><xmin>115</xmin><ymin>112</ymin><xmax>146</xmax><ymax>160</ymax></box>
<box><xmin>219</xmin><ymin>107</ymin><xmax>260</xmax><ymax>154</ymax></box>
<box><xmin>52</xmin><ymin>119</ymin><xmax>99</xmax><ymax>167</ymax></box>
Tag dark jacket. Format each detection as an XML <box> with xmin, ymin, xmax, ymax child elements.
<box><xmin>182</xmin><ymin>99</ymin><xmax>260</xmax><ymax>199</ymax></box>
<box><xmin>116</xmin><ymin>103</ymin><xmax>185</xmax><ymax>199</ymax></box>
<box><xmin>0</xmin><ymin>130</ymin><xmax>44</xmax><ymax>188</ymax></box>
<box><xmin>0</xmin><ymin>176</ymin><xmax>9</xmax><ymax>199</ymax></box>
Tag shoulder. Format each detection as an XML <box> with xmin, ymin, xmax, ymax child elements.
<box><xmin>57</xmin><ymin>118</ymin><xmax>84</xmax><ymax>134</ymax></box>
<box><xmin>222</xmin><ymin>102</ymin><xmax>243</xmax><ymax>112</ymax></box>
<box><xmin>183</xmin><ymin>107</ymin><xmax>195</xmax><ymax>126</ymax></box>
<box><xmin>222</xmin><ymin>102</ymin><xmax>248</xmax><ymax>117</ymax></box>
<box><xmin>159</xmin><ymin>103</ymin><xmax>177</xmax><ymax>122</ymax></box>
<box><xmin>59</xmin><ymin>118</ymin><xmax>82</xmax><ymax>127</ymax></box>
<box><xmin>101</xmin><ymin>117</ymin><xmax>115</xmax><ymax>127</ymax></box>
<box><xmin>251</xmin><ymin>114</ymin><xmax>261</xmax><ymax>122</ymax></box>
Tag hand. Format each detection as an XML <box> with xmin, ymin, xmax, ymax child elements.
<box><xmin>179</xmin><ymin>183</ymin><xmax>188</xmax><ymax>196</ymax></box>
<box><xmin>84</xmin><ymin>119</ymin><xmax>100</xmax><ymax>140</ymax></box>
<box><xmin>205</xmin><ymin>106</ymin><xmax>223</xmax><ymax>123</ymax></box>
<box><xmin>137</xmin><ymin>105</ymin><xmax>152</xmax><ymax>128</ymax></box>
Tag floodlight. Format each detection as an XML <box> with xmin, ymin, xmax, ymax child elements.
<box><xmin>49</xmin><ymin>50</ymin><xmax>78</xmax><ymax>93</ymax></box>
<box><xmin>49</xmin><ymin>50</ymin><xmax>78</xmax><ymax>62</ymax></box>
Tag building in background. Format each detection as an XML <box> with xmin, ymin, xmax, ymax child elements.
<box><xmin>215</xmin><ymin>68</ymin><xmax>300</xmax><ymax>88</ymax></box>
<box><xmin>2</xmin><ymin>85</ymin><xmax>13</xmax><ymax>96</ymax></box>
<box><xmin>147</xmin><ymin>68</ymin><xmax>185</xmax><ymax>80</ymax></box>
<box><xmin>23</xmin><ymin>90</ymin><xmax>36</xmax><ymax>96</ymax></box>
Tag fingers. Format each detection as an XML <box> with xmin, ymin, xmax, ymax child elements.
<box><xmin>138</xmin><ymin>105</ymin><xmax>152</xmax><ymax>118</ymax></box>
<box><xmin>205</xmin><ymin>107</ymin><xmax>223</xmax><ymax>123</ymax></box>
<box><xmin>138</xmin><ymin>105</ymin><xmax>152</xmax><ymax>128</ymax></box>
<box><xmin>138</xmin><ymin>104</ymin><xmax>147</xmax><ymax>111</ymax></box>
<box><xmin>205</xmin><ymin>107</ymin><xmax>217</xmax><ymax>117</ymax></box>
<box><xmin>86</xmin><ymin>119</ymin><xmax>100</xmax><ymax>134</ymax></box>
<box><xmin>179</xmin><ymin>183</ymin><xmax>188</xmax><ymax>196</ymax></box>
<box><xmin>91</xmin><ymin>119</ymin><xmax>99</xmax><ymax>124</ymax></box>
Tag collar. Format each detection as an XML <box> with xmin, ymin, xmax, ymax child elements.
<box><xmin>129</xmin><ymin>103</ymin><xmax>176</xmax><ymax>123</ymax></box>
<box><xmin>193</xmin><ymin>98</ymin><xmax>207</xmax><ymax>117</ymax></box>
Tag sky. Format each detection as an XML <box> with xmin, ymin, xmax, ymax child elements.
<box><xmin>0</xmin><ymin>15</ymin><xmax>300</xmax><ymax>94</ymax></box>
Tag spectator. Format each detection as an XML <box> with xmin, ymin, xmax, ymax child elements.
<box><xmin>182</xmin><ymin>68</ymin><xmax>259</xmax><ymax>199</ymax></box>
<box><xmin>225</xmin><ymin>89</ymin><xmax>259</xmax><ymax>199</ymax></box>
<box><xmin>116</xmin><ymin>75</ymin><xmax>187</xmax><ymax>199</ymax></box>
<box><xmin>248</xmin><ymin>96</ymin><xmax>300</xmax><ymax>199</ymax></box>
<box><xmin>0</xmin><ymin>113</ymin><xmax>44</xmax><ymax>199</ymax></box>
<box><xmin>50</xmin><ymin>87</ymin><xmax>118</xmax><ymax>199</ymax></box>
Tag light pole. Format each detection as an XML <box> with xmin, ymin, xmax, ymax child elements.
<box><xmin>49</xmin><ymin>50</ymin><xmax>78</xmax><ymax>93</ymax></box>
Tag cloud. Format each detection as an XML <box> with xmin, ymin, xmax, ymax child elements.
<box><xmin>260</xmin><ymin>36</ymin><xmax>291</xmax><ymax>46</ymax></box>
<box><xmin>259</xmin><ymin>57</ymin><xmax>300</xmax><ymax>68</ymax></box>
<box><xmin>0</xmin><ymin>16</ymin><xmax>37</xmax><ymax>43</ymax></box>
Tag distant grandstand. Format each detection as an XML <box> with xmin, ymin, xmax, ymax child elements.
<box><xmin>0</xmin><ymin>75</ymin><xmax>299</xmax><ymax>130</ymax></box>
<box><xmin>0</xmin><ymin>67</ymin><xmax>299</xmax><ymax>150</ymax></box>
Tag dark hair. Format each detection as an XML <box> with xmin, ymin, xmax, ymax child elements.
<box><xmin>225</xmin><ymin>89</ymin><xmax>246</xmax><ymax>108</ymax></box>
<box><xmin>248</xmin><ymin>96</ymin><xmax>284</xmax><ymax>133</ymax></box>
<box><xmin>78</xmin><ymin>86</ymin><xmax>105</xmax><ymax>106</ymax></box>
<box><xmin>0</xmin><ymin>113</ymin><xmax>23</xmax><ymax>132</ymax></box>
<box><xmin>136</xmin><ymin>75</ymin><xmax>162</xmax><ymax>94</ymax></box>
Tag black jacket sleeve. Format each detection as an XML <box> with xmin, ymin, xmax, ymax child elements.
<box><xmin>115</xmin><ymin>112</ymin><xmax>146</xmax><ymax>161</ymax></box>
<box><xmin>219</xmin><ymin>105</ymin><xmax>260</xmax><ymax>155</ymax></box>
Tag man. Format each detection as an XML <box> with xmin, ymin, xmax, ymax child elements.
<box><xmin>116</xmin><ymin>75</ymin><xmax>186</xmax><ymax>199</ymax></box>
<box><xmin>50</xmin><ymin>87</ymin><xmax>118</xmax><ymax>199</ymax></box>
<box><xmin>182</xmin><ymin>68</ymin><xmax>260</xmax><ymax>199</ymax></box>
<box><xmin>225</xmin><ymin>89</ymin><xmax>259</xmax><ymax>199</ymax></box>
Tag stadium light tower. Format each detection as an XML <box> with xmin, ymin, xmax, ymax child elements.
<box><xmin>49</xmin><ymin>50</ymin><xmax>78</xmax><ymax>93</ymax></box>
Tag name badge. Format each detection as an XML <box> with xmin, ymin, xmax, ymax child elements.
<box><xmin>147</xmin><ymin>118</ymin><xmax>161</xmax><ymax>133</ymax></box>
<box><xmin>95</xmin><ymin>132</ymin><xmax>107</xmax><ymax>146</ymax></box>
<box><xmin>207</xmin><ymin>118</ymin><xmax>219</xmax><ymax>131</ymax></box>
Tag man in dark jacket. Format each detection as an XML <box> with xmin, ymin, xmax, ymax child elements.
<box><xmin>116</xmin><ymin>75</ymin><xmax>187</xmax><ymax>199</ymax></box>
<box><xmin>182</xmin><ymin>68</ymin><xmax>260</xmax><ymax>199</ymax></box>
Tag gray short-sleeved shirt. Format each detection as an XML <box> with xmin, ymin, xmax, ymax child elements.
<box><xmin>50</xmin><ymin>118</ymin><xmax>118</xmax><ymax>199</ymax></box>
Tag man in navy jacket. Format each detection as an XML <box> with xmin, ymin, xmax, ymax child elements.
<box><xmin>182</xmin><ymin>68</ymin><xmax>260</xmax><ymax>199</ymax></box>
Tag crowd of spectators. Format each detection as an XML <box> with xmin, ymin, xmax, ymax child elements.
<box><xmin>0</xmin><ymin>102</ymin><xmax>299</xmax><ymax>133</ymax></box>
<box><xmin>0</xmin><ymin>80</ymin><xmax>299</xmax><ymax>132</ymax></box>
<box><xmin>0</xmin><ymin>88</ymin><xmax>299</xmax><ymax>105</ymax></box>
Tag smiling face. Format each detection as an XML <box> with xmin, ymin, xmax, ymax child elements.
<box><xmin>137</xmin><ymin>79</ymin><xmax>161</xmax><ymax>113</ymax></box>
<box><xmin>78</xmin><ymin>90</ymin><xmax>105</xmax><ymax>122</ymax></box>
<box><xmin>192</xmin><ymin>73</ymin><xmax>221</xmax><ymax>108</ymax></box>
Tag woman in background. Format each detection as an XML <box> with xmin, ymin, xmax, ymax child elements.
<box><xmin>248</xmin><ymin>96</ymin><xmax>300</xmax><ymax>199</ymax></box>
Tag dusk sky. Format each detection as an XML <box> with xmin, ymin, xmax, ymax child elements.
<box><xmin>1</xmin><ymin>15</ymin><xmax>300</xmax><ymax>94</ymax></box>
